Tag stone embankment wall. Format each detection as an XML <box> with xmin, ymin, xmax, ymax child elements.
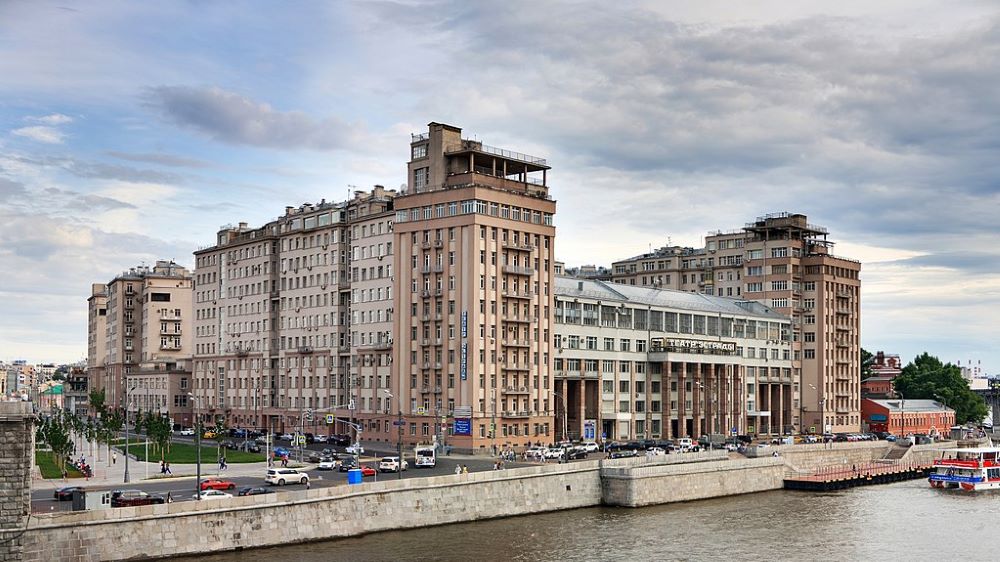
<box><xmin>602</xmin><ymin>457</ymin><xmax>785</xmax><ymax>507</ymax></box>
<box><xmin>768</xmin><ymin>442</ymin><xmax>890</xmax><ymax>474</ymax></box>
<box><xmin>0</xmin><ymin>402</ymin><xmax>34</xmax><ymax>562</ymax></box>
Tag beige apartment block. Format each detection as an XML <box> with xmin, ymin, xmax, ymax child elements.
<box><xmin>608</xmin><ymin>213</ymin><xmax>861</xmax><ymax>434</ymax></box>
<box><xmin>393</xmin><ymin>122</ymin><xmax>556</xmax><ymax>453</ymax></box>
<box><xmin>87</xmin><ymin>283</ymin><xmax>108</xmax><ymax>410</ymax></box>
<box><xmin>553</xmin><ymin>278</ymin><xmax>794</xmax><ymax>441</ymax></box>
<box><xmin>346</xmin><ymin>188</ymin><xmax>397</xmax><ymax>442</ymax></box>
<box><xmin>126</xmin><ymin>359</ymin><xmax>194</xmax><ymax>428</ymax></box>
<box><xmin>88</xmin><ymin>261</ymin><xmax>193</xmax><ymax>412</ymax></box>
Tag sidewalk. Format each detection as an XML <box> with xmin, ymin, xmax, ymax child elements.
<box><xmin>33</xmin><ymin>439</ymin><xmax>277</xmax><ymax>490</ymax></box>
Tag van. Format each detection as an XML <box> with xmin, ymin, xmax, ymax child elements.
<box><xmin>676</xmin><ymin>438</ymin><xmax>693</xmax><ymax>451</ymax></box>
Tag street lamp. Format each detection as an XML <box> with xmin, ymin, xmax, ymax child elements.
<box><xmin>188</xmin><ymin>392</ymin><xmax>202</xmax><ymax>500</ymax></box>
<box><xmin>382</xmin><ymin>389</ymin><xmax>403</xmax><ymax>480</ymax></box>
<box><xmin>808</xmin><ymin>384</ymin><xmax>827</xmax><ymax>435</ymax></box>
<box><xmin>695</xmin><ymin>382</ymin><xmax>720</xmax><ymax>448</ymax></box>
<box><xmin>124</xmin><ymin>384</ymin><xmax>136</xmax><ymax>483</ymax></box>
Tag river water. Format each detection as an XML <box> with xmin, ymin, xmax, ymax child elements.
<box><xmin>179</xmin><ymin>480</ymin><xmax>996</xmax><ymax>562</ymax></box>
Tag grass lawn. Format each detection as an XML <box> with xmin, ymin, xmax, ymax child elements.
<box><xmin>112</xmin><ymin>439</ymin><xmax>266</xmax><ymax>464</ymax></box>
<box><xmin>35</xmin><ymin>451</ymin><xmax>85</xmax><ymax>479</ymax></box>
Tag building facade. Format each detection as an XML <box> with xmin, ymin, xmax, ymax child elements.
<box><xmin>553</xmin><ymin>277</ymin><xmax>793</xmax><ymax>441</ymax></box>
<box><xmin>861</xmin><ymin>398</ymin><xmax>954</xmax><ymax>437</ymax></box>
<box><xmin>392</xmin><ymin>122</ymin><xmax>556</xmax><ymax>452</ymax></box>
<box><xmin>86</xmin><ymin>261</ymin><xmax>193</xmax><ymax>413</ymax></box>
<box><xmin>609</xmin><ymin>213</ymin><xmax>861</xmax><ymax>434</ymax></box>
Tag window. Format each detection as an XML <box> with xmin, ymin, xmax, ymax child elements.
<box><xmin>804</xmin><ymin>332</ymin><xmax>815</xmax><ymax>342</ymax></box>
<box><xmin>746</xmin><ymin>282</ymin><xmax>763</xmax><ymax>292</ymax></box>
<box><xmin>412</xmin><ymin>144</ymin><xmax>427</xmax><ymax>159</ymax></box>
<box><xmin>413</xmin><ymin>167</ymin><xmax>429</xmax><ymax>190</ymax></box>
<box><xmin>804</xmin><ymin>349</ymin><xmax>816</xmax><ymax>359</ymax></box>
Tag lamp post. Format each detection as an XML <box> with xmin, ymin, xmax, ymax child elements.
<box><xmin>188</xmin><ymin>392</ymin><xmax>202</xmax><ymax>500</ymax></box>
<box><xmin>696</xmin><ymin>382</ymin><xmax>720</xmax><ymax>448</ymax></box>
<box><xmin>124</xmin><ymin>384</ymin><xmax>136</xmax><ymax>483</ymax></box>
<box><xmin>382</xmin><ymin>390</ymin><xmax>403</xmax><ymax>480</ymax></box>
<box><xmin>895</xmin><ymin>389</ymin><xmax>906</xmax><ymax>442</ymax></box>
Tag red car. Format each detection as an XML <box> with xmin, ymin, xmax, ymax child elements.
<box><xmin>360</xmin><ymin>466</ymin><xmax>377</xmax><ymax>477</ymax></box>
<box><xmin>200</xmin><ymin>478</ymin><xmax>236</xmax><ymax>491</ymax></box>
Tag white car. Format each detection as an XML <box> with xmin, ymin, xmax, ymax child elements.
<box><xmin>318</xmin><ymin>458</ymin><xmax>338</xmax><ymax>471</ymax></box>
<box><xmin>544</xmin><ymin>447</ymin><xmax>565</xmax><ymax>459</ymax></box>
<box><xmin>580</xmin><ymin>442</ymin><xmax>600</xmax><ymax>453</ymax></box>
<box><xmin>524</xmin><ymin>447</ymin><xmax>546</xmax><ymax>461</ymax></box>
<box><xmin>346</xmin><ymin>443</ymin><xmax>365</xmax><ymax>455</ymax></box>
<box><xmin>195</xmin><ymin>489</ymin><xmax>233</xmax><ymax>500</ymax></box>
<box><xmin>279</xmin><ymin>433</ymin><xmax>295</xmax><ymax>441</ymax></box>
<box><xmin>646</xmin><ymin>447</ymin><xmax>667</xmax><ymax>457</ymax></box>
<box><xmin>676</xmin><ymin>438</ymin><xmax>694</xmax><ymax>452</ymax></box>
<box><xmin>178</xmin><ymin>428</ymin><xmax>195</xmax><ymax>436</ymax></box>
<box><xmin>265</xmin><ymin>468</ymin><xmax>310</xmax><ymax>486</ymax></box>
<box><xmin>378</xmin><ymin>456</ymin><xmax>408</xmax><ymax>473</ymax></box>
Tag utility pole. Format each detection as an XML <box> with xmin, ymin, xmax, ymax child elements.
<box><xmin>188</xmin><ymin>392</ymin><xmax>201</xmax><ymax>500</ymax></box>
<box><xmin>397</xmin><ymin>405</ymin><xmax>403</xmax><ymax>480</ymax></box>
<box><xmin>491</xmin><ymin>388</ymin><xmax>497</xmax><ymax>456</ymax></box>
<box><xmin>124</xmin><ymin>383</ymin><xmax>136</xmax><ymax>483</ymax></box>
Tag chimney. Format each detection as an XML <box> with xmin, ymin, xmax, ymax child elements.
<box><xmin>285</xmin><ymin>206</ymin><xmax>293</xmax><ymax>215</ymax></box>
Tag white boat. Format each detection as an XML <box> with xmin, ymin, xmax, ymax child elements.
<box><xmin>928</xmin><ymin>447</ymin><xmax>1000</xmax><ymax>491</ymax></box>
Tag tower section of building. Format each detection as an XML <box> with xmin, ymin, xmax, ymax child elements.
<box><xmin>393</xmin><ymin>122</ymin><xmax>557</xmax><ymax>452</ymax></box>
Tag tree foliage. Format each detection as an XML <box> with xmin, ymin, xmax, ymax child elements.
<box><xmin>893</xmin><ymin>352</ymin><xmax>988</xmax><ymax>426</ymax></box>
<box><xmin>37</xmin><ymin>409</ymin><xmax>76</xmax><ymax>475</ymax></box>
<box><xmin>142</xmin><ymin>411</ymin><xmax>173</xmax><ymax>461</ymax></box>
<box><xmin>861</xmin><ymin>348</ymin><xmax>874</xmax><ymax>381</ymax></box>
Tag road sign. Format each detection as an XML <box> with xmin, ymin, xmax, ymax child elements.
<box><xmin>731</xmin><ymin>427</ymin><xmax>737</xmax><ymax>436</ymax></box>
<box><xmin>297</xmin><ymin>435</ymin><xmax>306</xmax><ymax>445</ymax></box>
<box><xmin>393</xmin><ymin>420</ymin><xmax>405</xmax><ymax>426</ymax></box>
<box><xmin>453</xmin><ymin>418</ymin><xmax>471</xmax><ymax>435</ymax></box>
<box><xmin>416</xmin><ymin>406</ymin><xmax>426</xmax><ymax>415</ymax></box>
<box><xmin>326</xmin><ymin>414</ymin><xmax>335</xmax><ymax>424</ymax></box>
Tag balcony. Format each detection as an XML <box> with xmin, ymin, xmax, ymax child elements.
<box><xmin>502</xmin><ymin>339</ymin><xmax>531</xmax><ymax>347</ymax></box>
<box><xmin>337</xmin><ymin>280</ymin><xmax>351</xmax><ymax>290</ymax></box>
<box><xmin>420</xmin><ymin>241</ymin><xmax>432</xmax><ymax>250</ymax></box>
<box><xmin>503</xmin><ymin>315</ymin><xmax>534</xmax><ymax>324</ymax></box>
<box><xmin>235</xmin><ymin>347</ymin><xmax>250</xmax><ymax>357</ymax></box>
<box><xmin>501</xmin><ymin>291</ymin><xmax>533</xmax><ymax>300</ymax></box>
<box><xmin>503</xmin><ymin>411</ymin><xmax>533</xmax><ymax>418</ymax></box>
<box><xmin>297</xmin><ymin>346</ymin><xmax>314</xmax><ymax>354</ymax></box>
<box><xmin>502</xmin><ymin>387</ymin><xmax>530</xmax><ymax>394</ymax></box>
<box><xmin>501</xmin><ymin>240</ymin><xmax>534</xmax><ymax>252</ymax></box>
<box><xmin>433</xmin><ymin>239</ymin><xmax>444</xmax><ymax>248</ymax></box>
<box><xmin>502</xmin><ymin>265</ymin><xmax>534</xmax><ymax>276</ymax></box>
<box><xmin>502</xmin><ymin>363</ymin><xmax>530</xmax><ymax>372</ymax></box>
<box><xmin>836</xmin><ymin>289</ymin><xmax>852</xmax><ymax>299</ymax></box>
<box><xmin>337</xmin><ymin>345</ymin><xmax>351</xmax><ymax>354</ymax></box>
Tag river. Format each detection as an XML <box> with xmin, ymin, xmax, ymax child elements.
<box><xmin>178</xmin><ymin>480</ymin><xmax>995</xmax><ymax>561</ymax></box>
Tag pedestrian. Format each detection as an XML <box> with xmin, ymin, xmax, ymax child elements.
<box><xmin>165</xmin><ymin>462</ymin><xmax>172</xmax><ymax>475</ymax></box>
<box><xmin>462</xmin><ymin>464</ymin><xmax>468</xmax><ymax>474</ymax></box>
<box><xmin>455</xmin><ymin>464</ymin><xmax>462</xmax><ymax>475</ymax></box>
<box><xmin>166</xmin><ymin>492</ymin><xmax>172</xmax><ymax>503</ymax></box>
<box><xmin>160</xmin><ymin>460</ymin><xmax>166</xmax><ymax>474</ymax></box>
<box><xmin>112</xmin><ymin>452</ymin><xmax>117</xmax><ymax>465</ymax></box>
<box><xmin>306</xmin><ymin>481</ymin><xmax>311</xmax><ymax>490</ymax></box>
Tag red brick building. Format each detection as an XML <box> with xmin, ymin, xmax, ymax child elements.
<box><xmin>862</xmin><ymin>398</ymin><xmax>954</xmax><ymax>437</ymax></box>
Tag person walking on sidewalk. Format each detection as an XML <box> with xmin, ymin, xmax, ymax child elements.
<box><xmin>165</xmin><ymin>462</ymin><xmax>172</xmax><ymax>475</ymax></box>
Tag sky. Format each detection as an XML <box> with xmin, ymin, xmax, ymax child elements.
<box><xmin>0</xmin><ymin>0</ymin><xmax>998</xmax><ymax>374</ymax></box>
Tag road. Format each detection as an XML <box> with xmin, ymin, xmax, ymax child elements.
<box><xmin>32</xmin><ymin>447</ymin><xmax>553</xmax><ymax>513</ymax></box>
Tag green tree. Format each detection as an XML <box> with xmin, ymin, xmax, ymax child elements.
<box><xmin>893</xmin><ymin>352</ymin><xmax>988</xmax><ymax>426</ymax></box>
<box><xmin>142</xmin><ymin>411</ymin><xmax>173</xmax><ymax>461</ymax></box>
<box><xmin>38</xmin><ymin>409</ymin><xmax>76</xmax><ymax>476</ymax></box>
<box><xmin>102</xmin><ymin>410</ymin><xmax>123</xmax><ymax>461</ymax></box>
<box><xmin>861</xmin><ymin>348</ymin><xmax>874</xmax><ymax>381</ymax></box>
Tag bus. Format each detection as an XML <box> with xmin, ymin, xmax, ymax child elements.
<box><xmin>414</xmin><ymin>445</ymin><xmax>436</xmax><ymax>468</ymax></box>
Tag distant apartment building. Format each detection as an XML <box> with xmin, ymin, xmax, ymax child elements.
<box><xmin>86</xmin><ymin>261</ymin><xmax>193</xmax><ymax>413</ymax></box>
<box><xmin>863</xmin><ymin>351</ymin><xmax>902</xmax><ymax>398</ymax></box>
<box><xmin>393</xmin><ymin>122</ymin><xmax>556</xmax><ymax>452</ymax></box>
<box><xmin>553</xmin><ymin>278</ymin><xmax>793</xmax><ymax>441</ymax></box>
<box><xmin>610</xmin><ymin>213</ymin><xmax>861</xmax><ymax>434</ymax></box>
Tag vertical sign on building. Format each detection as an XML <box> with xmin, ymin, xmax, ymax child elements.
<box><xmin>460</xmin><ymin>311</ymin><xmax>467</xmax><ymax>338</ymax></box>
<box><xmin>460</xmin><ymin>310</ymin><xmax>468</xmax><ymax>380</ymax></box>
<box><xmin>460</xmin><ymin>342</ymin><xmax>467</xmax><ymax>381</ymax></box>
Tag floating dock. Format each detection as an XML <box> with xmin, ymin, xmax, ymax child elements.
<box><xmin>784</xmin><ymin>462</ymin><xmax>931</xmax><ymax>491</ymax></box>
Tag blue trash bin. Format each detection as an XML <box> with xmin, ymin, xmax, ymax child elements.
<box><xmin>347</xmin><ymin>468</ymin><xmax>363</xmax><ymax>485</ymax></box>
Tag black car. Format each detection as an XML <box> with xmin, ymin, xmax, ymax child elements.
<box><xmin>328</xmin><ymin>434</ymin><xmax>351</xmax><ymax>446</ymax></box>
<box><xmin>566</xmin><ymin>449</ymin><xmax>588</xmax><ymax>460</ymax></box>
<box><xmin>608</xmin><ymin>450</ymin><xmax>639</xmax><ymax>459</ymax></box>
<box><xmin>338</xmin><ymin>458</ymin><xmax>358</xmax><ymax>471</ymax></box>
<box><xmin>304</xmin><ymin>433</ymin><xmax>316</xmax><ymax>444</ymax></box>
<box><xmin>307</xmin><ymin>452</ymin><xmax>322</xmax><ymax>463</ymax></box>
<box><xmin>238</xmin><ymin>486</ymin><xmax>274</xmax><ymax>496</ymax></box>
<box><xmin>222</xmin><ymin>440</ymin><xmax>240</xmax><ymax>450</ymax></box>
<box><xmin>54</xmin><ymin>486</ymin><xmax>84</xmax><ymax>501</ymax></box>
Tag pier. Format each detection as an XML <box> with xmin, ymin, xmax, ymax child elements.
<box><xmin>784</xmin><ymin>461</ymin><xmax>931</xmax><ymax>491</ymax></box>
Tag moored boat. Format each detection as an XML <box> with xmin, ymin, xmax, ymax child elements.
<box><xmin>928</xmin><ymin>447</ymin><xmax>1000</xmax><ymax>491</ymax></box>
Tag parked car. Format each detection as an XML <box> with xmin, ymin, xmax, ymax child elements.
<box><xmin>200</xmin><ymin>478</ymin><xmax>236</xmax><ymax>491</ymax></box>
<box><xmin>544</xmin><ymin>447</ymin><xmax>565</xmax><ymax>459</ymax></box>
<box><xmin>279</xmin><ymin>433</ymin><xmax>294</xmax><ymax>441</ymax></box>
<box><xmin>327</xmin><ymin>434</ymin><xmax>351</xmax><ymax>446</ymax></box>
<box><xmin>265</xmin><ymin>468</ymin><xmax>310</xmax><ymax>486</ymax></box>
<box><xmin>608</xmin><ymin>450</ymin><xmax>638</xmax><ymax>459</ymax></box>
<box><xmin>240</xmin><ymin>442</ymin><xmax>261</xmax><ymax>453</ymax></box>
<box><xmin>803</xmin><ymin>435</ymin><xmax>818</xmax><ymax>444</ymax></box>
<box><xmin>202</xmin><ymin>430</ymin><xmax>217</xmax><ymax>439</ymax></box>
<box><xmin>318</xmin><ymin>457</ymin><xmax>339</xmax><ymax>471</ymax></box>
<box><xmin>580</xmin><ymin>441</ymin><xmax>600</xmax><ymax>453</ymax></box>
<box><xmin>307</xmin><ymin>451</ymin><xmax>323</xmax><ymax>463</ymax></box>
<box><xmin>566</xmin><ymin>449</ymin><xmax>588</xmax><ymax>460</ymax></box>
<box><xmin>196</xmin><ymin>489</ymin><xmax>233</xmax><ymax>500</ymax></box>
<box><xmin>524</xmin><ymin>447</ymin><xmax>546</xmax><ymax>460</ymax></box>
<box><xmin>111</xmin><ymin>490</ymin><xmax>165</xmax><ymax>507</ymax></box>
<box><xmin>645</xmin><ymin>447</ymin><xmax>667</xmax><ymax>457</ymax></box>
<box><xmin>676</xmin><ymin>438</ymin><xmax>694</xmax><ymax>452</ymax></box>
<box><xmin>221</xmin><ymin>440</ymin><xmax>239</xmax><ymax>450</ymax></box>
<box><xmin>237</xmin><ymin>486</ymin><xmax>274</xmax><ymax>497</ymax></box>
<box><xmin>378</xmin><ymin>456</ymin><xmax>408</xmax><ymax>472</ymax></box>
<box><xmin>54</xmin><ymin>486</ymin><xmax>84</xmax><ymax>501</ymax></box>
<box><xmin>178</xmin><ymin>428</ymin><xmax>195</xmax><ymax>436</ymax></box>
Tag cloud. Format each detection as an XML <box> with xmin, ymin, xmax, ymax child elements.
<box><xmin>11</xmin><ymin>125</ymin><xmax>64</xmax><ymax>144</ymax></box>
<box><xmin>106</xmin><ymin>151</ymin><xmax>211</xmax><ymax>168</ymax></box>
<box><xmin>0</xmin><ymin>177</ymin><xmax>28</xmax><ymax>202</ymax></box>
<box><xmin>147</xmin><ymin>86</ymin><xmax>362</xmax><ymax>150</ymax></box>
<box><xmin>30</xmin><ymin>113</ymin><xmax>73</xmax><ymax>125</ymax></box>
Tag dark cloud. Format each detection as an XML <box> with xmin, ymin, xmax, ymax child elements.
<box><xmin>40</xmin><ymin>187</ymin><xmax>136</xmax><ymax>212</ymax></box>
<box><xmin>105</xmin><ymin>151</ymin><xmax>212</xmax><ymax>169</ymax></box>
<box><xmin>146</xmin><ymin>86</ymin><xmax>361</xmax><ymax>150</ymax></box>
<box><xmin>884</xmin><ymin>252</ymin><xmax>1000</xmax><ymax>275</ymax></box>
<box><xmin>10</xmin><ymin>154</ymin><xmax>184</xmax><ymax>184</ymax></box>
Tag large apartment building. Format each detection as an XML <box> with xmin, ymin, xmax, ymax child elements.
<box><xmin>609</xmin><ymin>213</ymin><xmax>861</xmax><ymax>434</ymax></box>
<box><xmin>191</xmin><ymin>188</ymin><xmax>397</xmax><ymax>438</ymax></box>
<box><xmin>87</xmin><ymin>261</ymin><xmax>194</xmax><ymax>416</ymax></box>
<box><xmin>392</xmin><ymin>122</ymin><xmax>557</xmax><ymax>452</ymax></box>
<box><xmin>554</xmin><ymin>278</ymin><xmax>793</xmax><ymax>441</ymax></box>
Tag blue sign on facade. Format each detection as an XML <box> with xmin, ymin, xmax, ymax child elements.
<box><xmin>583</xmin><ymin>420</ymin><xmax>596</xmax><ymax>441</ymax></box>
<box><xmin>461</xmin><ymin>311</ymin><xmax>467</xmax><ymax>338</ymax></box>
<box><xmin>460</xmin><ymin>342</ymin><xmax>468</xmax><ymax>380</ymax></box>
<box><xmin>454</xmin><ymin>418</ymin><xmax>472</xmax><ymax>435</ymax></box>
<box><xmin>870</xmin><ymin>414</ymin><xmax>888</xmax><ymax>422</ymax></box>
